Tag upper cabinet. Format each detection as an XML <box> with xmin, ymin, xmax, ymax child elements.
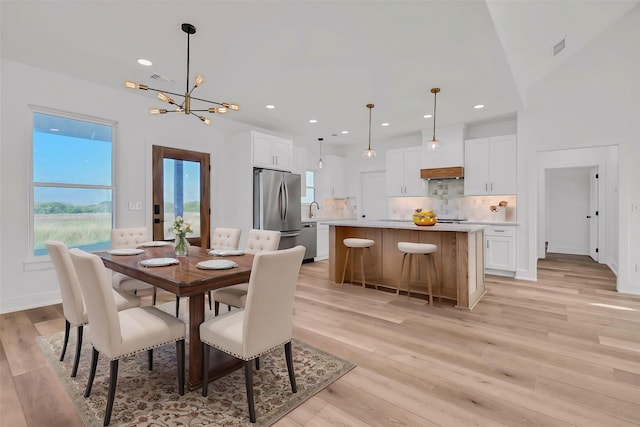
<box><xmin>252</xmin><ymin>131</ymin><xmax>293</xmax><ymax>172</ymax></box>
<box><xmin>464</xmin><ymin>134</ymin><xmax>516</xmax><ymax>195</ymax></box>
<box><xmin>386</xmin><ymin>146</ymin><xmax>425</xmax><ymax>196</ymax></box>
<box><xmin>315</xmin><ymin>154</ymin><xmax>347</xmax><ymax>199</ymax></box>
<box><xmin>292</xmin><ymin>146</ymin><xmax>307</xmax><ymax>191</ymax></box>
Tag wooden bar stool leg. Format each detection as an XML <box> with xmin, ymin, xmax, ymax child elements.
<box><xmin>340</xmin><ymin>247</ymin><xmax>351</xmax><ymax>285</ymax></box>
<box><xmin>407</xmin><ymin>254</ymin><xmax>413</xmax><ymax>299</ymax></box>
<box><xmin>425</xmin><ymin>254</ymin><xmax>434</xmax><ymax>306</ymax></box>
<box><xmin>430</xmin><ymin>253</ymin><xmax>441</xmax><ymax>303</ymax></box>
<box><xmin>360</xmin><ymin>248</ymin><xmax>366</xmax><ymax>288</ymax></box>
<box><xmin>398</xmin><ymin>253</ymin><xmax>408</xmax><ymax>296</ymax></box>
<box><xmin>350</xmin><ymin>248</ymin><xmax>355</xmax><ymax>285</ymax></box>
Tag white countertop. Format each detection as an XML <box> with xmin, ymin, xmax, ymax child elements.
<box><xmin>322</xmin><ymin>220</ymin><xmax>487</xmax><ymax>233</ymax></box>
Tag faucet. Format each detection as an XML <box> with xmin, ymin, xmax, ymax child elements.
<box><xmin>309</xmin><ymin>201</ymin><xmax>320</xmax><ymax>218</ymax></box>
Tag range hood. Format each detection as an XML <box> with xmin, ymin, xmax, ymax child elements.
<box><xmin>420</xmin><ymin>166</ymin><xmax>464</xmax><ymax>180</ymax></box>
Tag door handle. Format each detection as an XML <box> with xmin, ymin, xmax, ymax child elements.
<box><xmin>586</xmin><ymin>215</ymin><xmax>591</xmax><ymax>218</ymax></box>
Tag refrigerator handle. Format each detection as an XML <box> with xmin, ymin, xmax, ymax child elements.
<box><xmin>283</xmin><ymin>180</ymin><xmax>289</xmax><ymax>220</ymax></box>
<box><xmin>279</xmin><ymin>181</ymin><xmax>286</xmax><ymax>221</ymax></box>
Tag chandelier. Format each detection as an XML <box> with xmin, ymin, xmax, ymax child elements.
<box><xmin>124</xmin><ymin>23</ymin><xmax>239</xmax><ymax>125</ymax></box>
<box><xmin>362</xmin><ymin>103</ymin><xmax>377</xmax><ymax>158</ymax></box>
<box><xmin>426</xmin><ymin>88</ymin><xmax>441</xmax><ymax>151</ymax></box>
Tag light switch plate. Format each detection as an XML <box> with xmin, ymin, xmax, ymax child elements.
<box><xmin>128</xmin><ymin>201</ymin><xmax>143</xmax><ymax>211</ymax></box>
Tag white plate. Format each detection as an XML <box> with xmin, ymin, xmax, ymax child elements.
<box><xmin>108</xmin><ymin>248</ymin><xmax>145</xmax><ymax>256</ymax></box>
<box><xmin>196</xmin><ymin>260</ymin><xmax>238</xmax><ymax>270</ymax></box>
<box><xmin>139</xmin><ymin>258</ymin><xmax>180</xmax><ymax>267</ymax></box>
<box><xmin>140</xmin><ymin>241</ymin><xmax>172</xmax><ymax>247</ymax></box>
<box><xmin>208</xmin><ymin>249</ymin><xmax>245</xmax><ymax>257</ymax></box>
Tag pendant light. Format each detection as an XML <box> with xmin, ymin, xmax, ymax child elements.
<box><xmin>318</xmin><ymin>138</ymin><xmax>323</xmax><ymax>169</ymax></box>
<box><xmin>125</xmin><ymin>23</ymin><xmax>239</xmax><ymax>125</ymax></box>
<box><xmin>427</xmin><ymin>88</ymin><xmax>441</xmax><ymax>151</ymax></box>
<box><xmin>362</xmin><ymin>103</ymin><xmax>377</xmax><ymax>158</ymax></box>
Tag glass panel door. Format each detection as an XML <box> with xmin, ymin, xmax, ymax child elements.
<box><xmin>152</xmin><ymin>146</ymin><xmax>210</xmax><ymax>248</ymax></box>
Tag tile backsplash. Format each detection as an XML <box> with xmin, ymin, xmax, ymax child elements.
<box><xmin>388</xmin><ymin>179</ymin><xmax>516</xmax><ymax>222</ymax></box>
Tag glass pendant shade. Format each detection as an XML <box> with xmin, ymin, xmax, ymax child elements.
<box><xmin>362</xmin><ymin>148</ymin><xmax>377</xmax><ymax>158</ymax></box>
<box><xmin>318</xmin><ymin>137</ymin><xmax>324</xmax><ymax>168</ymax></box>
<box><xmin>426</xmin><ymin>139</ymin><xmax>440</xmax><ymax>151</ymax></box>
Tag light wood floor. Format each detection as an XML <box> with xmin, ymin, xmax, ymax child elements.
<box><xmin>1</xmin><ymin>253</ymin><xmax>639</xmax><ymax>426</ymax></box>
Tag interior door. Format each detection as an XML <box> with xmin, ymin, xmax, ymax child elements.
<box><xmin>589</xmin><ymin>167</ymin><xmax>599</xmax><ymax>261</ymax></box>
<box><xmin>361</xmin><ymin>171</ymin><xmax>388</xmax><ymax>220</ymax></box>
<box><xmin>152</xmin><ymin>146</ymin><xmax>210</xmax><ymax>248</ymax></box>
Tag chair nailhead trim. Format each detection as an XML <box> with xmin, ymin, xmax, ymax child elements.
<box><xmin>89</xmin><ymin>337</ymin><xmax>185</xmax><ymax>361</ymax></box>
<box><xmin>200</xmin><ymin>338</ymin><xmax>290</xmax><ymax>361</ymax></box>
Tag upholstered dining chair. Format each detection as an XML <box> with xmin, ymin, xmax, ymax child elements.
<box><xmin>175</xmin><ymin>227</ymin><xmax>244</xmax><ymax>315</ymax></box>
<box><xmin>210</xmin><ymin>229</ymin><xmax>281</xmax><ymax>315</ymax></box>
<box><xmin>45</xmin><ymin>240</ymin><xmax>140</xmax><ymax>378</ymax></box>
<box><xmin>110</xmin><ymin>227</ymin><xmax>157</xmax><ymax>303</ymax></box>
<box><xmin>191</xmin><ymin>227</ymin><xmax>241</xmax><ymax>311</ymax></box>
<box><xmin>200</xmin><ymin>245</ymin><xmax>305</xmax><ymax>423</ymax></box>
<box><xmin>69</xmin><ymin>248</ymin><xmax>186</xmax><ymax>427</ymax></box>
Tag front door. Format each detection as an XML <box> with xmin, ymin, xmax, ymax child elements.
<box><xmin>152</xmin><ymin>146</ymin><xmax>210</xmax><ymax>248</ymax></box>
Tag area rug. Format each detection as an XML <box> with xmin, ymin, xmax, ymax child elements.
<box><xmin>37</xmin><ymin>301</ymin><xmax>355</xmax><ymax>426</ymax></box>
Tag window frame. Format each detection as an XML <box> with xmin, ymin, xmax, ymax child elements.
<box><xmin>29</xmin><ymin>105</ymin><xmax>116</xmax><ymax>259</ymax></box>
<box><xmin>301</xmin><ymin>170</ymin><xmax>316</xmax><ymax>203</ymax></box>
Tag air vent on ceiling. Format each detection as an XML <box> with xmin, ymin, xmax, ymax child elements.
<box><xmin>149</xmin><ymin>74</ymin><xmax>175</xmax><ymax>84</ymax></box>
<box><xmin>552</xmin><ymin>38</ymin><xmax>566</xmax><ymax>56</ymax></box>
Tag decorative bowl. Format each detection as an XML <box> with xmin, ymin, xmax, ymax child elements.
<box><xmin>412</xmin><ymin>214</ymin><xmax>438</xmax><ymax>226</ymax></box>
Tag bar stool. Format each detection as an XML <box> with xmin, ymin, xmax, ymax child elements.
<box><xmin>341</xmin><ymin>238</ymin><xmax>375</xmax><ymax>287</ymax></box>
<box><xmin>397</xmin><ymin>242</ymin><xmax>439</xmax><ymax>306</ymax></box>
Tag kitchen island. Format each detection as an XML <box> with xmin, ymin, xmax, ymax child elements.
<box><xmin>327</xmin><ymin>221</ymin><xmax>486</xmax><ymax>310</ymax></box>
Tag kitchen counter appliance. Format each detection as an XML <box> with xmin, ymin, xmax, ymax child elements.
<box><xmin>300</xmin><ymin>221</ymin><xmax>317</xmax><ymax>262</ymax></box>
<box><xmin>254</xmin><ymin>168</ymin><xmax>301</xmax><ymax>250</ymax></box>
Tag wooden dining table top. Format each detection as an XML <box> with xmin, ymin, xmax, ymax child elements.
<box><xmin>97</xmin><ymin>245</ymin><xmax>254</xmax><ymax>297</ymax></box>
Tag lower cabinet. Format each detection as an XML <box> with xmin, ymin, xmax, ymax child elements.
<box><xmin>316</xmin><ymin>223</ymin><xmax>329</xmax><ymax>260</ymax></box>
<box><xmin>484</xmin><ymin>225</ymin><xmax>516</xmax><ymax>276</ymax></box>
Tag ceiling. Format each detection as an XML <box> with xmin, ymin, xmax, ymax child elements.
<box><xmin>2</xmin><ymin>1</ymin><xmax>637</xmax><ymax>147</ymax></box>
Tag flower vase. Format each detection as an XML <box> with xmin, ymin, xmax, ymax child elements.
<box><xmin>174</xmin><ymin>233</ymin><xmax>189</xmax><ymax>257</ymax></box>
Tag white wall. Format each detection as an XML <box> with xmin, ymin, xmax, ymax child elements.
<box><xmin>546</xmin><ymin>167</ymin><xmax>591</xmax><ymax>255</ymax></box>
<box><xmin>0</xmin><ymin>59</ymin><xmax>258</xmax><ymax>313</ymax></box>
<box><xmin>517</xmin><ymin>5</ymin><xmax>640</xmax><ymax>292</ymax></box>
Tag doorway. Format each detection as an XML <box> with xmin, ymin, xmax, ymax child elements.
<box><xmin>152</xmin><ymin>146</ymin><xmax>210</xmax><ymax>248</ymax></box>
<box><xmin>360</xmin><ymin>171</ymin><xmax>387</xmax><ymax>220</ymax></box>
<box><xmin>545</xmin><ymin>167</ymin><xmax>597</xmax><ymax>259</ymax></box>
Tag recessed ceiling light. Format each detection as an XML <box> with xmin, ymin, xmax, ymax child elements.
<box><xmin>137</xmin><ymin>59</ymin><xmax>152</xmax><ymax>66</ymax></box>
<box><xmin>341</xmin><ymin>130</ymin><xmax>349</xmax><ymax>134</ymax></box>
<box><xmin>381</xmin><ymin>123</ymin><xmax>390</xmax><ymax>127</ymax></box>
<box><xmin>473</xmin><ymin>104</ymin><xmax>485</xmax><ymax>109</ymax></box>
<box><xmin>50</xmin><ymin>128</ymin><xmax>60</xmax><ymax>132</ymax></box>
<box><xmin>265</xmin><ymin>104</ymin><xmax>275</xmax><ymax>109</ymax></box>
<box><xmin>309</xmin><ymin>119</ymin><xmax>317</xmax><ymax>123</ymax></box>
<box><xmin>423</xmin><ymin>114</ymin><xmax>432</xmax><ymax>118</ymax></box>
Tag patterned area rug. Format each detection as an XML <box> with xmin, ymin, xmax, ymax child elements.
<box><xmin>37</xmin><ymin>301</ymin><xmax>355</xmax><ymax>426</ymax></box>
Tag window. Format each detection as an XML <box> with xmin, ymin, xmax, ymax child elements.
<box><xmin>301</xmin><ymin>171</ymin><xmax>315</xmax><ymax>203</ymax></box>
<box><xmin>31</xmin><ymin>110</ymin><xmax>115</xmax><ymax>256</ymax></box>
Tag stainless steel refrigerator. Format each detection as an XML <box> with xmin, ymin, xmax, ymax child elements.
<box><xmin>253</xmin><ymin>168</ymin><xmax>301</xmax><ymax>250</ymax></box>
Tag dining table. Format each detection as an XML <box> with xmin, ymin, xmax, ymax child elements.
<box><xmin>97</xmin><ymin>244</ymin><xmax>254</xmax><ymax>390</ymax></box>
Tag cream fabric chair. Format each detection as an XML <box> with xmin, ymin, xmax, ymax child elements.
<box><xmin>211</xmin><ymin>229</ymin><xmax>280</xmax><ymax>315</ymax></box>
<box><xmin>69</xmin><ymin>248</ymin><xmax>186</xmax><ymax>426</ymax></box>
<box><xmin>111</xmin><ymin>227</ymin><xmax>157</xmax><ymax>303</ymax></box>
<box><xmin>200</xmin><ymin>245</ymin><xmax>305</xmax><ymax>423</ymax></box>
<box><xmin>45</xmin><ymin>241</ymin><xmax>140</xmax><ymax>378</ymax></box>
<box><xmin>203</xmin><ymin>227</ymin><xmax>242</xmax><ymax>310</ymax></box>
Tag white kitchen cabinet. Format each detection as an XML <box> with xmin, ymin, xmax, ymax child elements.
<box><xmin>293</xmin><ymin>146</ymin><xmax>307</xmax><ymax>191</ymax></box>
<box><xmin>316</xmin><ymin>154</ymin><xmax>347</xmax><ymax>199</ymax></box>
<box><xmin>484</xmin><ymin>225</ymin><xmax>516</xmax><ymax>275</ymax></box>
<box><xmin>252</xmin><ymin>131</ymin><xmax>293</xmax><ymax>172</ymax></box>
<box><xmin>316</xmin><ymin>223</ymin><xmax>329</xmax><ymax>260</ymax></box>
<box><xmin>464</xmin><ymin>134</ymin><xmax>516</xmax><ymax>195</ymax></box>
<box><xmin>386</xmin><ymin>146</ymin><xmax>425</xmax><ymax>196</ymax></box>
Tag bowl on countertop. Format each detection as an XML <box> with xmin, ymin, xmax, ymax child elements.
<box><xmin>412</xmin><ymin>214</ymin><xmax>438</xmax><ymax>226</ymax></box>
